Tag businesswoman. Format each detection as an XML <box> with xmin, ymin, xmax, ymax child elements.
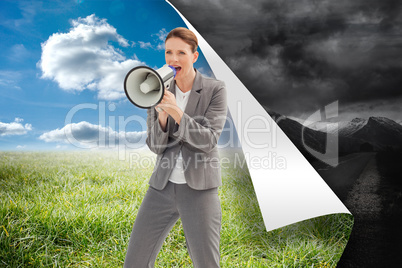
<box><xmin>124</xmin><ymin>27</ymin><xmax>227</xmax><ymax>267</ymax></box>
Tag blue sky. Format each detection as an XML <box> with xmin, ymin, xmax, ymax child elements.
<box><xmin>0</xmin><ymin>0</ymin><xmax>219</xmax><ymax>151</ymax></box>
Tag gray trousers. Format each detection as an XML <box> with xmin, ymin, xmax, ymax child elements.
<box><xmin>124</xmin><ymin>181</ymin><xmax>221</xmax><ymax>268</ymax></box>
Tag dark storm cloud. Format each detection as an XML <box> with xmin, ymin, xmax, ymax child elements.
<box><xmin>170</xmin><ymin>0</ymin><xmax>402</xmax><ymax>119</ymax></box>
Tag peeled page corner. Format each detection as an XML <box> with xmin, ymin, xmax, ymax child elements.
<box><xmin>165</xmin><ymin>0</ymin><xmax>351</xmax><ymax>232</ymax></box>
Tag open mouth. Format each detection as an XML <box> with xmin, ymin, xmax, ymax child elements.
<box><xmin>174</xmin><ymin>66</ymin><xmax>182</xmax><ymax>72</ymax></box>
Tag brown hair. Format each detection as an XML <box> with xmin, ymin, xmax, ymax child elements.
<box><xmin>165</xmin><ymin>27</ymin><xmax>198</xmax><ymax>53</ymax></box>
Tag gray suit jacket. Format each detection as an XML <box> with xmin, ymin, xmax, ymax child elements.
<box><xmin>146</xmin><ymin>69</ymin><xmax>227</xmax><ymax>190</ymax></box>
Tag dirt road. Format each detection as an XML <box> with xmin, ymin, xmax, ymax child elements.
<box><xmin>313</xmin><ymin>152</ymin><xmax>402</xmax><ymax>267</ymax></box>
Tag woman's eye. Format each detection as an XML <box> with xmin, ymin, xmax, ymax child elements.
<box><xmin>180</xmin><ymin>52</ymin><xmax>185</xmax><ymax>55</ymax></box>
<box><xmin>166</xmin><ymin>51</ymin><xmax>171</xmax><ymax>54</ymax></box>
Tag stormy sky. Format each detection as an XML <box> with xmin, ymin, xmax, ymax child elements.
<box><xmin>170</xmin><ymin>0</ymin><xmax>402</xmax><ymax>122</ymax></box>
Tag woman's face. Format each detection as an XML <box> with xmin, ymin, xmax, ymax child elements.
<box><xmin>165</xmin><ymin>37</ymin><xmax>198</xmax><ymax>82</ymax></box>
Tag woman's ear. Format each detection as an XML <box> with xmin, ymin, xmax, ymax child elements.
<box><xmin>192</xmin><ymin>51</ymin><xmax>199</xmax><ymax>63</ymax></box>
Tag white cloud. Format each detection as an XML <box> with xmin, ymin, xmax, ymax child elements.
<box><xmin>0</xmin><ymin>118</ymin><xmax>32</xmax><ymax>136</ymax></box>
<box><xmin>0</xmin><ymin>1</ymin><xmax>39</xmax><ymax>29</ymax></box>
<box><xmin>39</xmin><ymin>121</ymin><xmax>147</xmax><ymax>149</ymax></box>
<box><xmin>0</xmin><ymin>71</ymin><xmax>22</xmax><ymax>89</ymax></box>
<box><xmin>137</xmin><ymin>28</ymin><xmax>167</xmax><ymax>51</ymax></box>
<box><xmin>154</xmin><ymin>28</ymin><xmax>168</xmax><ymax>50</ymax></box>
<box><xmin>155</xmin><ymin>28</ymin><xmax>168</xmax><ymax>41</ymax></box>
<box><xmin>9</xmin><ymin>44</ymin><xmax>30</xmax><ymax>62</ymax></box>
<box><xmin>16</xmin><ymin>145</ymin><xmax>26</xmax><ymax>149</ymax></box>
<box><xmin>138</xmin><ymin>41</ymin><xmax>152</xmax><ymax>49</ymax></box>
<box><xmin>156</xmin><ymin>43</ymin><xmax>165</xmax><ymax>51</ymax></box>
<box><xmin>38</xmin><ymin>14</ymin><xmax>144</xmax><ymax>100</ymax></box>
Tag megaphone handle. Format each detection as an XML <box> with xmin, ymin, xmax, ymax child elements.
<box><xmin>156</xmin><ymin>86</ymin><xmax>169</xmax><ymax>112</ymax></box>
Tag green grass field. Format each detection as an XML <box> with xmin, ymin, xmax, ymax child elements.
<box><xmin>0</xmin><ymin>150</ymin><xmax>352</xmax><ymax>267</ymax></box>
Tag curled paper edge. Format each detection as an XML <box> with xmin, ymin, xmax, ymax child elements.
<box><xmin>165</xmin><ymin>0</ymin><xmax>351</xmax><ymax>231</ymax></box>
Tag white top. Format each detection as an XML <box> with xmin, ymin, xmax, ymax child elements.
<box><xmin>168</xmin><ymin>85</ymin><xmax>191</xmax><ymax>184</ymax></box>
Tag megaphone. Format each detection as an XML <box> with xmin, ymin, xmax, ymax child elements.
<box><xmin>124</xmin><ymin>64</ymin><xmax>177</xmax><ymax>110</ymax></box>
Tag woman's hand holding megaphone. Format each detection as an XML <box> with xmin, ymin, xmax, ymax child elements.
<box><xmin>156</xmin><ymin>90</ymin><xmax>184</xmax><ymax>126</ymax></box>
